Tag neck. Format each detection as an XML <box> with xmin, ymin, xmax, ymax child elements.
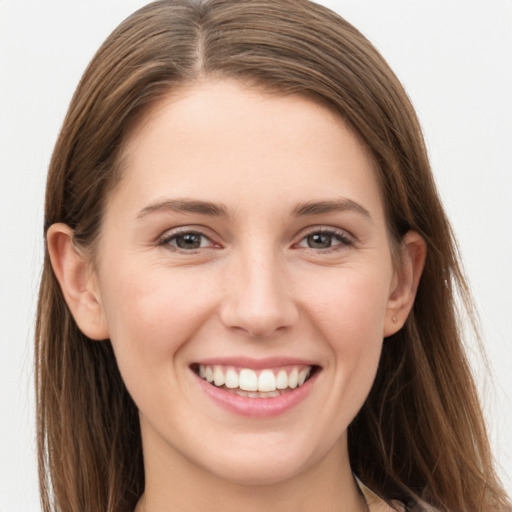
<box><xmin>135</xmin><ymin>430</ymin><xmax>367</xmax><ymax>512</ymax></box>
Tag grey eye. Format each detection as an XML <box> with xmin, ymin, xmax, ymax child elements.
<box><xmin>174</xmin><ymin>233</ymin><xmax>205</xmax><ymax>249</ymax></box>
<box><xmin>297</xmin><ymin>229</ymin><xmax>352</xmax><ymax>251</ymax></box>
<box><xmin>167</xmin><ymin>232</ymin><xmax>210</xmax><ymax>251</ymax></box>
<box><xmin>306</xmin><ymin>233</ymin><xmax>336</xmax><ymax>249</ymax></box>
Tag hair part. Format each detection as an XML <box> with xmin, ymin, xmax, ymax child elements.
<box><xmin>36</xmin><ymin>1</ymin><xmax>511</xmax><ymax>511</ymax></box>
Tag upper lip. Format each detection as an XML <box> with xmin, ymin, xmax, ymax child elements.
<box><xmin>191</xmin><ymin>356</ymin><xmax>319</xmax><ymax>370</ymax></box>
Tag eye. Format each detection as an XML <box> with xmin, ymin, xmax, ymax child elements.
<box><xmin>297</xmin><ymin>229</ymin><xmax>353</xmax><ymax>250</ymax></box>
<box><xmin>160</xmin><ymin>231</ymin><xmax>214</xmax><ymax>251</ymax></box>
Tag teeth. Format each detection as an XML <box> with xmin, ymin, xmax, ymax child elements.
<box><xmin>213</xmin><ymin>365</ymin><xmax>225</xmax><ymax>387</ymax></box>
<box><xmin>276</xmin><ymin>369</ymin><xmax>288</xmax><ymax>389</ymax></box>
<box><xmin>239</xmin><ymin>369</ymin><xmax>258</xmax><ymax>391</ymax></box>
<box><xmin>196</xmin><ymin>364</ymin><xmax>313</xmax><ymax>395</ymax></box>
<box><xmin>233</xmin><ymin>389</ymin><xmax>283</xmax><ymax>398</ymax></box>
<box><xmin>288</xmin><ymin>368</ymin><xmax>299</xmax><ymax>389</ymax></box>
<box><xmin>258</xmin><ymin>369</ymin><xmax>276</xmax><ymax>392</ymax></box>
<box><xmin>298</xmin><ymin>368</ymin><xmax>309</xmax><ymax>386</ymax></box>
<box><xmin>225</xmin><ymin>368</ymin><xmax>239</xmax><ymax>389</ymax></box>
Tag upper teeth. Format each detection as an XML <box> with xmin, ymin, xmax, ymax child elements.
<box><xmin>197</xmin><ymin>365</ymin><xmax>312</xmax><ymax>392</ymax></box>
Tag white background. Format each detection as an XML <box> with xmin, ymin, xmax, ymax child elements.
<box><xmin>1</xmin><ymin>1</ymin><xmax>511</xmax><ymax>510</ymax></box>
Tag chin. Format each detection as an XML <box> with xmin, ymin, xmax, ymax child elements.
<box><xmin>204</xmin><ymin>455</ymin><xmax>311</xmax><ymax>487</ymax></box>
<box><xmin>191</xmin><ymin>433</ymin><xmax>332</xmax><ymax>487</ymax></box>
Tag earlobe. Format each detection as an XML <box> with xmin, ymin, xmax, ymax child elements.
<box><xmin>384</xmin><ymin>231</ymin><xmax>426</xmax><ymax>337</ymax></box>
<box><xmin>46</xmin><ymin>223</ymin><xmax>109</xmax><ymax>340</ymax></box>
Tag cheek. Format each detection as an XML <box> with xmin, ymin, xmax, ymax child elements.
<box><xmin>303</xmin><ymin>266</ymin><xmax>391</xmax><ymax>401</ymax></box>
<box><xmin>304</xmin><ymin>264</ymin><xmax>392</xmax><ymax>345</ymax></box>
<box><xmin>98</xmin><ymin>264</ymin><xmax>216</xmax><ymax>371</ymax></box>
<box><xmin>96</xmin><ymin>264</ymin><xmax>221</xmax><ymax>420</ymax></box>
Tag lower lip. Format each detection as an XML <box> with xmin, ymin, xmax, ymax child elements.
<box><xmin>196</xmin><ymin>371</ymin><xmax>318</xmax><ymax>418</ymax></box>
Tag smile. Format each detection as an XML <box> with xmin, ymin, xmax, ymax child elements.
<box><xmin>194</xmin><ymin>364</ymin><xmax>313</xmax><ymax>397</ymax></box>
<box><xmin>191</xmin><ymin>359</ymin><xmax>320</xmax><ymax>417</ymax></box>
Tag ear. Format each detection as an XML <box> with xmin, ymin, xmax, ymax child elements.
<box><xmin>46</xmin><ymin>223</ymin><xmax>109</xmax><ymax>340</ymax></box>
<box><xmin>384</xmin><ymin>231</ymin><xmax>426</xmax><ymax>337</ymax></box>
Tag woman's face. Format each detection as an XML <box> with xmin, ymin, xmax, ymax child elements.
<box><xmin>91</xmin><ymin>79</ymin><xmax>403</xmax><ymax>486</ymax></box>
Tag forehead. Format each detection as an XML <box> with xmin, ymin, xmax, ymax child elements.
<box><xmin>112</xmin><ymin>79</ymin><xmax>384</xmax><ymax>219</ymax></box>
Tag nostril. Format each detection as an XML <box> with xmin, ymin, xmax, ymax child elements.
<box><xmin>225</xmin><ymin>314</ymin><xmax>297</xmax><ymax>339</ymax></box>
<box><xmin>218</xmin><ymin>271</ymin><xmax>299</xmax><ymax>337</ymax></box>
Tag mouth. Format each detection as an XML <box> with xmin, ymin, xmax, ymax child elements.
<box><xmin>191</xmin><ymin>363</ymin><xmax>319</xmax><ymax>398</ymax></box>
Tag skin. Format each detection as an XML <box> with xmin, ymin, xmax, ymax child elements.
<box><xmin>48</xmin><ymin>79</ymin><xmax>425</xmax><ymax>512</ymax></box>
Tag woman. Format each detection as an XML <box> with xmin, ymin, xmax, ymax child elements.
<box><xmin>36</xmin><ymin>0</ymin><xmax>511</xmax><ymax>511</ymax></box>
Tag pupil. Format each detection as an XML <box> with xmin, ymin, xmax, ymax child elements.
<box><xmin>177</xmin><ymin>233</ymin><xmax>201</xmax><ymax>249</ymax></box>
<box><xmin>308</xmin><ymin>233</ymin><xmax>331</xmax><ymax>249</ymax></box>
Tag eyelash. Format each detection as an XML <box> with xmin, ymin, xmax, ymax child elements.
<box><xmin>295</xmin><ymin>228</ymin><xmax>355</xmax><ymax>252</ymax></box>
<box><xmin>158</xmin><ymin>227</ymin><xmax>355</xmax><ymax>253</ymax></box>
<box><xmin>159</xmin><ymin>229</ymin><xmax>217</xmax><ymax>252</ymax></box>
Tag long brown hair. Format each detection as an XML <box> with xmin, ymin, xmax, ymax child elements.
<box><xmin>36</xmin><ymin>1</ymin><xmax>511</xmax><ymax>510</ymax></box>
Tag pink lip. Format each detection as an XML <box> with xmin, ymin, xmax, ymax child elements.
<box><xmin>194</xmin><ymin>367</ymin><xmax>319</xmax><ymax>418</ymax></box>
<box><xmin>194</xmin><ymin>356</ymin><xmax>318</xmax><ymax>369</ymax></box>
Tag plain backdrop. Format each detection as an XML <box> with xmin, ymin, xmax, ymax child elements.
<box><xmin>1</xmin><ymin>0</ymin><xmax>511</xmax><ymax>510</ymax></box>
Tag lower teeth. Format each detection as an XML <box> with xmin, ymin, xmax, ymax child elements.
<box><xmin>219</xmin><ymin>386</ymin><xmax>289</xmax><ymax>398</ymax></box>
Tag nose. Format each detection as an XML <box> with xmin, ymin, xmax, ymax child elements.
<box><xmin>219</xmin><ymin>250</ymin><xmax>299</xmax><ymax>338</ymax></box>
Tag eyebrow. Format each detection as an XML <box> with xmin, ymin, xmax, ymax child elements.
<box><xmin>136</xmin><ymin>197</ymin><xmax>372</xmax><ymax>221</ymax></box>
<box><xmin>292</xmin><ymin>198</ymin><xmax>372</xmax><ymax>221</ymax></box>
<box><xmin>136</xmin><ymin>199</ymin><xmax>228</xmax><ymax>219</ymax></box>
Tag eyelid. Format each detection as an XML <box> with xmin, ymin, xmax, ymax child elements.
<box><xmin>158</xmin><ymin>226</ymin><xmax>221</xmax><ymax>251</ymax></box>
<box><xmin>155</xmin><ymin>224</ymin><xmax>355</xmax><ymax>252</ymax></box>
<box><xmin>294</xmin><ymin>226</ymin><xmax>356</xmax><ymax>249</ymax></box>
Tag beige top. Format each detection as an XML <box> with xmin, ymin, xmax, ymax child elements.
<box><xmin>358</xmin><ymin>480</ymin><xmax>406</xmax><ymax>512</ymax></box>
